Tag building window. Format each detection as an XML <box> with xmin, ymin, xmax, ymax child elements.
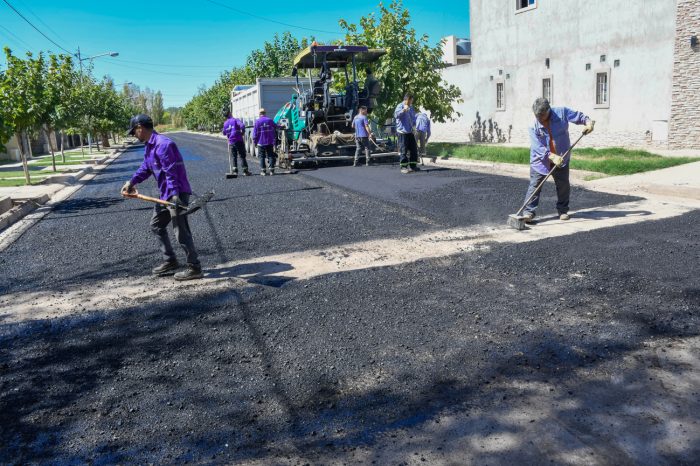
<box><xmin>542</xmin><ymin>77</ymin><xmax>552</xmax><ymax>102</ymax></box>
<box><xmin>516</xmin><ymin>0</ymin><xmax>536</xmax><ymax>13</ymax></box>
<box><xmin>595</xmin><ymin>70</ymin><xmax>610</xmax><ymax>108</ymax></box>
<box><xmin>496</xmin><ymin>82</ymin><xmax>505</xmax><ymax>111</ymax></box>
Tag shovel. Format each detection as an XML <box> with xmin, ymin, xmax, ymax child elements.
<box><xmin>507</xmin><ymin>132</ymin><xmax>586</xmax><ymax>230</ymax></box>
<box><xmin>122</xmin><ymin>189</ymin><xmax>214</xmax><ymax>215</ymax></box>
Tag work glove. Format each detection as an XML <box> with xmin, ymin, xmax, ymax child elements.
<box><xmin>583</xmin><ymin>120</ymin><xmax>595</xmax><ymax>135</ymax></box>
<box><xmin>549</xmin><ymin>153</ymin><xmax>564</xmax><ymax>168</ymax></box>
<box><xmin>121</xmin><ymin>181</ymin><xmax>135</xmax><ymax>195</ymax></box>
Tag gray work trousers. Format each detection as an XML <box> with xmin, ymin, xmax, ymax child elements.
<box><xmin>355</xmin><ymin>137</ymin><xmax>371</xmax><ymax>163</ymax></box>
<box><xmin>150</xmin><ymin>193</ymin><xmax>200</xmax><ymax>267</ymax></box>
<box><xmin>523</xmin><ymin>165</ymin><xmax>570</xmax><ymax>216</ymax></box>
<box><xmin>415</xmin><ymin>130</ymin><xmax>428</xmax><ymax>156</ymax></box>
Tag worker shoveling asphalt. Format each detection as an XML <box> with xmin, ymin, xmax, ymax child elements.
<box><xmin>508</xmin><ymin>98</ymin><xmax>595</xmax><ymax>230</ymax></box>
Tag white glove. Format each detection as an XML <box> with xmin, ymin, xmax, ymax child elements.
<box><xmin>583</xmin><ymin>120</ymin><xmax>595</xmax><ymax>135</ymax></box>
<box><xmin>549</xmin><ymin>153</ymin><xmax>564</xmax><ymax>168</ymax></box>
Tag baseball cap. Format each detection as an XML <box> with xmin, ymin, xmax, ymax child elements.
<box><xmin>127</xmin><ymin>114</ymin><xmax>153</xmax><ymax>136</ymax></box>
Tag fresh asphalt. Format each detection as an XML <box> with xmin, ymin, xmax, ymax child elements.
<box><xmin>0</xmin><ymin>132</ymin><xmax>698</xmax><ymax>464</ymax></box>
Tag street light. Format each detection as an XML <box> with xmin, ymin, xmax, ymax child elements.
<box><xmin>74</xmin><ymin>48</ymin><xmax>119</xmax><ymax>74</ymax></box>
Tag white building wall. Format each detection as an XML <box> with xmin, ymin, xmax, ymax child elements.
<box><xmin>432</xmin><ymin>0</ymin><xmax>677</xmax><ymax>148</ymax></box>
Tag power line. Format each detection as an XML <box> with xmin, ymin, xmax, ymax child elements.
<box><xmin>1</xmin><ymin>0</ymin><xmax>72</xmax><ymax>54</ymax></box>
<box><xmin>96</xmin><ymin>60</ymin><xmax>222</xmax><ymax>79</ymax></box>
<box><xmin>202</xmin><ymin>0</ymin><xmax>342</xmax><ymax>36</ymax></box>
<box><xmin>0</xmin><ymin>23</ymin><xmax>33</xmax><ymax>51</ymax></box>
<box><xmin>14</xmin><ymin>0</ymin><xmax>68</xmax><ymax>45</ymax></box>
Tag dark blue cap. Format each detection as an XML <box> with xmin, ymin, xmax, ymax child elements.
<box><xmin>127</xmin><ymin>114</ymin><xmax>153</xmax><ymax>135</ymax></box>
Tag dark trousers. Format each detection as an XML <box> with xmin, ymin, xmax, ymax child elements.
<box><xmin>398</xmin><ymin>132</ymin><xmax>418</xmax><ymax>167</ymax></box>
<box><xmin>228</xmin><ymin>141</ymin><xmax>248</xmax><ymax>172</ymax></box>
<box><xmin>258</xmin><ymin>145</ymin><xmax>277</xmax><ymax>171</ymax></box>
<box><xmin>150</xmin><ymin>193</ymin><xmax>200</xmax><ymax>267</ymax></box>
<box><xmin>523</xmin><ymin>165</ymin><xmax>570</xmax><ymax>216</ymax></box>
<box><xmin>355</xmin><ymin>137</ymin><xmax>371</xmax><ymax>162</ymax></box>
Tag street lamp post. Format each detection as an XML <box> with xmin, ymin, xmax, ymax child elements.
<box><xmin>74</xmin><ymin>48</ymin><xmax>119</xmax><ymax>154</ymax></box>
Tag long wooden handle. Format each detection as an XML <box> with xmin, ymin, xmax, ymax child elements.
<box><xmin>123</xmin><ymin>192</ymin><xmax>177</xmax><ymax>208</ymax></box>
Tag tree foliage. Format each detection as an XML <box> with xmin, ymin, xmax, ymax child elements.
<box><xmin>339</xmin><ymin>1</ymin><xmax>462</xmax><ymax>123</ymax></box>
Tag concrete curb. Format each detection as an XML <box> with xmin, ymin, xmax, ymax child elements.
<box><xmin>0</xmin><ymin>145</ymin><xmax>132</xmax><ymax>240</ymax></box>
<box><xmin>0</xmin><ymin>195</ymin><xmax>48</xmax><ymax>231</ymax></box>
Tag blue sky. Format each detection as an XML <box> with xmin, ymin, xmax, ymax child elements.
<box><xmin>0</xmin><ymin>0</ymin><xmax>470</xmax><ymax>107</ymax></box>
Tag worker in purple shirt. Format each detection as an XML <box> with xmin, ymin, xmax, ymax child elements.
<box><xmin>252</xmin><ymin>108</ymin><xmax>277</xmax><ymax>176</ymax></box>
<box><xmin>222</xmin><ymin>110</ymin><xmax>250</xmax><ymax>177</ymax></box>
<box><xmin>521</xmin><ymin>98</ymin><xmax>595</xmax><ymax>223</ymax></box>
<box><xmin>352</xmin><ymin>105</ymin><xmax>373</xmax><ymax>167</ymax></box>
<box><xmin>121</xmin><ymin>114</ymin><xmax>202</xmax><ymax>280</ymax></box>
<box><xmin>415</xmin><ymin>112</ymin><xmax>432</xmax><ymax>163</ymax></box>
<box><xmin>394</xmin><ymin>93</ymin><xmax>418</xmax><ymax>173</ymax></box>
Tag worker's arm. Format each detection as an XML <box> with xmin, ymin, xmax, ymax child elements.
<box><xmin>426</xmin><ymin>119</ymin><xmax>431</xmax><ymax>139</ymax></box>
<box><xmin>222</xmin><ymin>122</ymin><xmax>229</xmax><ymax>137</ymax></box>
<box><xmin>129</xmin><ymin>159</ymin><xmax>152</xmax><ymax>187</ymax></box>
<box><xmin>252</xmin><ymin>121</ymin><xmax>259</xmax><ymax>145</ymax></box>
<box><xmin>393</xmin><ymin>104</ymin><xmax>404</xmax><ymax>119</ymax></box>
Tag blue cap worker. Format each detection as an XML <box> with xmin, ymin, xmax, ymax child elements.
<box><xmin>521</xmin><ymin>98</ymin><xmax>595</xmax><ymax>223</ymax></box>
<box><xmin>122</xmin><ymin>114</ymin><xmax>203</xmax><ymax>280</ymax></box>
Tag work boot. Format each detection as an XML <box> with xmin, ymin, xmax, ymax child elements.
<box><xmin>400</xmin><ymin>167</ymin><xmax>410</xmax><ymax>174</ymax></box>
<box><xmin>174</xmin><ymin>265</ymin><xmax>203</xmax><ymax>281</ymax></box>
<box><xmin>243</xmin><ymin>169</ymin><xmax>252</xmax><ymax>176</ymax></box>
<box><xmin>410</xmin><ymin>165</ymin><xmax>421</xmax><ymax>172</ymax></box>
<box><xmin>152</xmin><ymin>260</ymin><xmax>179</xmax><ymax>276</ymax></box>
<box><xmin>522</xmin><ymin>212</ymin><xmax>535</xmax><ymax>224</ymax></box>
<box><xmin>260</xmin><ymin>171</ymin><xmax>267</xmax><ymax>176</ymax></box>
<box><xmin>559</xmin><ymin>213</ymin><xmax>571</xmax><ymax>221</ymax></box>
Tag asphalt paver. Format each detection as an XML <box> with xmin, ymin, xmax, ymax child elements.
<box><xmin>1</xmin><ymin>132</ymin><xmax>696</xmax><ymax>464</ymax></box>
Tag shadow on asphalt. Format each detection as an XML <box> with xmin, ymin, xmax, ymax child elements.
<box><xmin>1</xmin><ymin>211</ymin><xmax>699</xmax><ymax>464</ymax></box>
<box><xmin>205</xmin><ymin>261</ymin><xmax>295</xmax><ymax>288</ymax></box>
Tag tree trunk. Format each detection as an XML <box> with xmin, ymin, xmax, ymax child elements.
<box><xmin>16</xmin><ymin>132</ymin><xmax>31</xmax><ymax>185</ymax></box>
<box><xmin>112</xmin><ymin>132</ymin><xmax>118</xmax><ymax>146</ymax></box>
<box><xmin>25</xmin><ymin>130</ymin><xmax>34</xmax><ymax>160</ymax></box>
<box><xmin>88</xmin><ymin>133</ymin><xmax>93</xmax><ymax>154</ymax></box>
<box><xmin>60</xmin><ymin>130</ymin><xmax>66</xmax><ymax>163</ymax></box>
<box><xmin>101</xmin><ymin>133</ymin><xmax>110</xmax><ymax>149</ymax></box>
<box><xmin>45</xmin><ymin>126</ymin><xmax>57</xmax><ymax>172</ymax></box>
<box><xmin>79</xmin><ymin>134</ymin><xmax>85</xmax><ymax>157</ymax></box>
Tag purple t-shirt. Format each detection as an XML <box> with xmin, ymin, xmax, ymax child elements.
<box><xmin>223</xmin><ymin>117</ymin><xmax>245</xmax><ymax>144</ymax></box>
<box><xmin>130</xmin><ymin>131</ymin><xmax>192</xmax><ymax>200</ymax></box>
<box><xmin>353</xmin><ymin>114</ymin><xmax>370</xmax><ymax>138</ymax></box>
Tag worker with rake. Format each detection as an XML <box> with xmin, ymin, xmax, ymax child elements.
<box><xmin>394</xmin><ymin>93</ymin><xmax>419</xmax><ymax>174</ymax></box>
<box><xmin>121</xmin><ymin>114</ymin><xmax>203</xmax><ymax>280</ymax></box>
<box><xmin>521</xmin><ymin>98</ymin><xmax>594</xmax><ymax>223</ymax></box>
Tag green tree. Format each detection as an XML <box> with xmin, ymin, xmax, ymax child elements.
<box><xmin>246</xmin><ymin>32</ymin><xmax>308</xmax><ymax>78</ymax></box>
<box><xmin>339</xmin><ymin>1</ymin><xmax>462</xmax><ymax>124</ymax></box>
<box><xmin>151</xmin><ymin>91</ymin><xmax>164</xmax><ymax>125</ymax></box>
<box><xmin>0</xmin><ymin>48</ymin><xmax>46</xmax><ymax>184</ymax></box>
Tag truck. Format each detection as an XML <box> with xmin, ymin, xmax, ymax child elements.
<box><xmin>230</xmin><ymin>78</ymin><xmax>300</xmax><ymax>158</ymax></box>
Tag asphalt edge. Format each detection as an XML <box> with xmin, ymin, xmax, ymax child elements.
<box><xmin>0</xmin><ymin>144</ymin><xmax>134</xmax><ymax>253</ymax></box>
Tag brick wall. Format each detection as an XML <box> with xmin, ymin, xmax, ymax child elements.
<box><xmin>669</xmin><ymin>0</ymin><xmax>700</xmax><ymax>149</ymax></box>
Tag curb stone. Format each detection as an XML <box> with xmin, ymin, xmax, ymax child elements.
<box><xmin>0</xmin><ymin>145</ymin><xmax>131</xmax><ymax>238</ymax></box>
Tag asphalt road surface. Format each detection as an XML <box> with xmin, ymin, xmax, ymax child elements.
<box><xmin>1</xmin><ymin>132</ymin><xmax>698</xmax><ymax>464</ymax></box>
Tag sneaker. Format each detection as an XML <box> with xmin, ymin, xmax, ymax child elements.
<box><xmin>522</xmin><ymin>212</ymin><xmax>535</xmax><ymax>224</ymax></box>
<box><xmin>269</xmin><ymin>169</ymin><xmax>275</xmax><ymax>176</ymax></box>
<box><xmin>243</xmin><ymin>170</ymin><xmax>252</xmax><ymax>176</ymax></box>
<box><xmin>400</xmin><ymin>167</ymin><xmax>410</xmax><ymax>174</ymax></box>
<box><xmin>174</xmin><ymin>266</ymin><xmax>203</xmax><ymax>281</ymax></box>
<box><xmin>152</xmin><ymin>260</ymin><xmax>179</xmax><ymax>276</ymax></box>
<box><xmin>559</xmin><ymin>213</ymin><xmax>571</xmax><ymax>221</ymax></box>
<box><xmin>260</xmin><ymin>171</ymin><xmax>267</xmax><ymax>176</ymax></box>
